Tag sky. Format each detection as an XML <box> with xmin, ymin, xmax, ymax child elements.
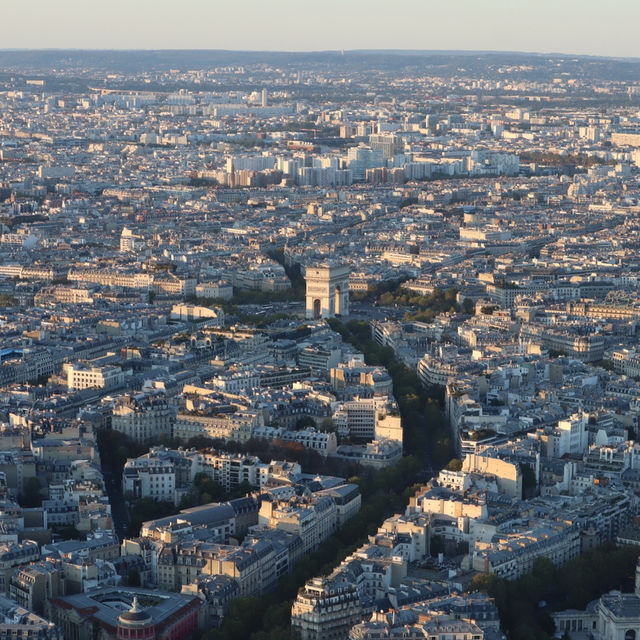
<box><xmin>4</xmin><ymin>0</ymin><xmax>640</xmax><ymax>58</ymax></box>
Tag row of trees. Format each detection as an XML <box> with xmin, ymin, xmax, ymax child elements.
<box><xmin>202</xmin><ymin>455</ymin><xmax>423</xmax><ymax>640</ymax></box>
<box><xmin>96</xmin><ymin>316</ymin><xmax>453</xmax><ymax>638</ymax></box>
<box><xmin>189</xmin><ymin>314</ymin><xmax>639</xmax><ymax>639</ymax></box>
<box><xmin>373</xmin><ymin>285</ymin><xmax>474</xmax><ymax>322</ymax></box>
<box><xmin>471</xmin><ymin>544</ymin><xmax>640</xmax><ymax>640</ymax></box>
<box><xmin>379</xmin><ymin>285</ymin><xmax>459</xmax><ymax>311</ymax></box>
<box><xmin>199</xmin><ymin>318</ymin><xmax>438</xmax><ymax>639</ymax></box>
<box><xmin>188</xmin><ymin>176</ymin><xmax>219</xmax><ymax>188</ymax></box>
<box><xmin>127</xmin><ymin>497</ymin><xmax>176</xmax><ymax>537</ymax></box>
<box><xmin>349</xmin><ymin>277</ymin><xmax>411</xmax><ymax>303</ymax></box>
<box><xmin>328</xmin><ymin>318</ymin><xmax>454</xmax><ymax>469</ymax></box>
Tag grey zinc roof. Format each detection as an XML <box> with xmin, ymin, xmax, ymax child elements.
<box><xmin>144</xmin><ymin>502</ymin><xmax>235</xmax><ymax>530</ymax></box>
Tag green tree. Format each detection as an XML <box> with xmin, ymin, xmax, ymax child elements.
<box><xmin>471</xmin><ymin>544</ymin><xmax>639</xmax><ymax>638</ymax></box>
<box><xmin>294</xmin><ymin>416</ymin><xmax>316</xmax><ymax>431</ymax></box>
<box><xmin>600</xmin><ymin>359</ymin><xmax>616</xmax><ymax>372</ymax></box>
<box><xmin>320</xmin><ymin>418</ymin><xmax>336</xmax><ymax>433</ymax></box>
<box><xmin>127</xmin><ymin>497</ymin><xmax>177</xmax><ymax>537</ymax></box>
<box><xmin>462</xmin><ymin>298</ymin><xmax>475</xmax><ymax>314</ymax></box>
<box><xmin>445</xmin><ymin>458</ymin><xmax>462</xmax><ymax>471</ymax></box>
<box><xmin>55</xmin><ymin>524</ymin><xmax>81</xmax><ymax>540</ymax></box>
<box><xmin>231</xmin><ymin>480</ymin><xmax>254</xmax><ymax>500</ymax></box>
<box><xmin>193</xmin><ymin>473</ymin><xmax>227</xmax><ymax>502</ymax></box>
<box><xmin>513</xmin><ymin>624</ymin><xmax>538</xmax><ymax>640</ymax></box>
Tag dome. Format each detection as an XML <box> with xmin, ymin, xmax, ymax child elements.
<box><xmin>118</xmin><ymin>597</ymin><xmax>153</xmax><ymax>626</ymax></box>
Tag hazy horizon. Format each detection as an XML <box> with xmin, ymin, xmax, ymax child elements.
<box><xmin>0</xmin><ymin>48</ymin><xmax>638</xmax><ymax>61</ymax></box>
<box><xmin>5</xmin><ymin>0</ymin><xmax>640</xmax><ymax>59</ymax></box>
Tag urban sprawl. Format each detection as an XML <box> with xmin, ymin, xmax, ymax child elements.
<box><xmin>1</xmin><ymin>50</ymin><xmax>640</xmax><ymax>640</ymax></box>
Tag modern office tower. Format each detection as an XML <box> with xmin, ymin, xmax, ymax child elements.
<box><xmin>346</xmin><ymin>146</ymin><xmax>384</xmax><ymax>180</ymax></box>
<box><xmin>369</xmin><ymin>133</ymin><xmax>403</xmax><ymax>159</ymax></box>
<box><xmin>261</xmin><ymin>88</ymin><xmax>268</xmax><ymax>107</ymax></box>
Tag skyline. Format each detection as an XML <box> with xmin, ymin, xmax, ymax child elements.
<box><xmin>5</xmin><ymin>0</ymin><xmax>640</xmax><ymax>59</ymax></box>
<box><xmin>1</xmin><ymin>47</ymin><xmax>640</xmax><ymax>60</ymax></box>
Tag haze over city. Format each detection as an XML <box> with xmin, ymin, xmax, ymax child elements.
<box><xmin>4</xmin><ymin>0</ymin><xmax>640</xmax><ymax>57</ymax></box>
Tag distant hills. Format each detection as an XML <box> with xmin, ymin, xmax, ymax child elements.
<box><xmin>1</xmin><ymin>49</ymin><xmax>639</xmax><ymax>82</ymax></box>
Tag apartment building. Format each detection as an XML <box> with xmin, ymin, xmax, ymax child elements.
<box><xmin>0</xmin><ymin>542</ymin><xmax>40</xmax><ymax>596</ymax></box>
<box><xmin>258</xmin><ymin>494</ymin><xmax>337</xmax><ymax>554</ymax></box>
<box><xmin>292</xmin><ymin>577</ymin><xmax>363</xmax><ymax>640</ymax></box>
<box><xmin>111</xmin><ymin>392</ymin><xmax>173</xmax><ymax>443</ymax></box>
<box><xmin>65</xmin><ymin>362</ymin><xmax>124</xmax><ymax>391</ymax></box>
<box><xmin>122</xmin><ymin>455</ymin><xmax>176</xmax><ymax>503</ymax></box>
<box><xmin>0</xmin><ymin>596</ymin><xmax>62</xmax><ymax>640</ymax></box>
<box><xmin>471</xmin><ymin>521</ymin><xmax>581</xmax><ymax>580</ymax></box>
<box><xmin>9</xmin><ymin>560</ymin><xmax>62</xmax><ymax>616</ymax></box>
